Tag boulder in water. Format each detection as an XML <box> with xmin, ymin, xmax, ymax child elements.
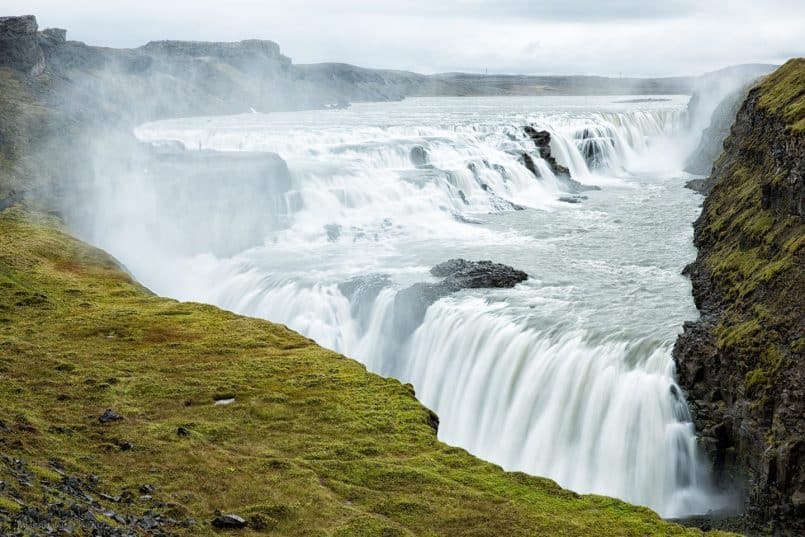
<box><xmin>392</xmin><ymin>259</ymin><xmax>527</xmax><ymax>338</ymax></box>
<box><xmin>430</xmin><ymin>259</ymin><xmax>527</xmax><ymax>289</ymax></box>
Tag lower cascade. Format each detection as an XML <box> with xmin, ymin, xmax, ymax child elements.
<box><xmin>73</xmin><ymin>95</ymin><xmax>727</xmax><ymax>517</ymax></box>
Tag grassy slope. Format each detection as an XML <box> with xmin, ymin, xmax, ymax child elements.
<box><xmin>0</xmin><ymin>209</ymin><xmax>732</xmax><ymax>537</ymax></box>
<box><xmin>756</xmin><ymin>58</ymin><xmax>805</xmax><ymax>132</ymax></box>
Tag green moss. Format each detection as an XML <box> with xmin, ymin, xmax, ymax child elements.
<box><xmin>28</xmin><ymin>463</ymin><xmax>63</xmax><ymax>482</ymax></box>
<box><xmin>0</xmin><ymin>496</ymin><xmax>22</xmax><ymax>513</ymax></box>
<box><xmin>715</xmin><ymin>318</ymin><xmax>761</xmax><ymax>350</ymax></box>
<box><xmin>757</xmin><ymin>58</ymin><xmax>805</xmax><ymax>132</ymax></box>
<box><xmin>744</xmin><ymin>368</ymin><xmax>768</xmax><ymax>391</ymax></box>
<box><xmin>0</xmin><ymin>207</ymin><xmax>722</xmax><ymax>536</ymax></box>
<box><xmin>694</xmin><ymin>60</ymin><xmax>804</xmax><ymax>436</ymax></box>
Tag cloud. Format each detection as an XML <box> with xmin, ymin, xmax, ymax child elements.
<box><xmin>4</xmin><ymin>0</ymin><xmax>804</xmax><ymax>76</ymax></box>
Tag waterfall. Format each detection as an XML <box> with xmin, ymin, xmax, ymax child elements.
<box><xmin>74</xmin><ymin>96</ymin><xmax>725</xmax><ymax>518</ymax></box>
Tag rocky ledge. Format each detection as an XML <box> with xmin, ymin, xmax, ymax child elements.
<box><xmin>0</xmin><ymin>15</ymin><xmax>44</xmax><ymax>76</ymax></box>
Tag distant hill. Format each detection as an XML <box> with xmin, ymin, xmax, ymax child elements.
<box><xmin>0</xmin><ymin>15</ymin><xmax>776</xmax><ymax>121</ymax></box>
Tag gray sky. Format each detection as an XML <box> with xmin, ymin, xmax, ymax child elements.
<box><xmin>7</xmin><ymin>0</ymin><xmax>804</xmax><ymax>76</ymax></box>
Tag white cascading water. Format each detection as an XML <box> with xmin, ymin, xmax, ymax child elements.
<box><xmin>75</xmin><ymin>95</ymin><xmax>725</xmax><ymax>518</ymax></box>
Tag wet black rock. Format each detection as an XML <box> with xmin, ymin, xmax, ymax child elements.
<box><xmin>521</xmin><ymin>152</ymin><xmax>540</xmax><ymax>177</ymax></box>
<box><xmin>426</xmin><ymin>409</ymin><xmax>439</xmax><ymax>432</ymax></box>
<box><xmin>338</xmin><ymin>274</ymin><xmax>392</xmax><ymax>322</ymax></box>
<box><xmin>212</xmin><ymin>513</ymin><xmax>247</xmax><ymax>529</ymax></box>
<box><xmin>523</xmin><ymin>126</ymin><xmax>570</xmax><ymax>178</ymax></box>
<box><xmin>98</xmin><ymin>409</ymin><xmax>123</xmax><ymax>424</ymax></box>
<box><xmin>522</xmin><ymin>126</ymin><xmax>600</xmax><ymax>195</ymax></box>
<box><xmin>392</xmin><ymin>259</ymin><xmax>527</xmax><ymax>338</ymax></box>
<box><xmin>430</xmin><ymin>258</ymin><xmax>528</xmax><ymax>289</ymax></box>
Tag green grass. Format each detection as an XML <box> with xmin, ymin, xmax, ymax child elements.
<box><xmin>756</xmin><ymin>58</ymin><xmax>805</xmax><ymax>132</ymax></box>
<box><xmin>0</xmin><ymin>207</ymin><xmax>730</xmax><ymax>536</ymax></box>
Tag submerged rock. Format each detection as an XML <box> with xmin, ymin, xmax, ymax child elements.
<box><xmin>324</xmin><ymin>223</ymin><xmax>342</xmax><ymax>242</ymax></box>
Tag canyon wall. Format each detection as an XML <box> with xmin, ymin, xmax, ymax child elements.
<box><xmin>675</xmin><ymin>59</ymin><xmax>804</xmax><ymax>535</ymax></box>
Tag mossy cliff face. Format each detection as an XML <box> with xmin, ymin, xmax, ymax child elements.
<box><xmin>674</xmin><ymin>59</ymin><xmax>804</xmax><ymax>534</ymax></box>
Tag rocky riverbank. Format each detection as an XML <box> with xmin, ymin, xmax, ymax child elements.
<box><xmin>674</xmin><ymin>58</ymin><xmax>804</xmax><ymax>535</ymax></box>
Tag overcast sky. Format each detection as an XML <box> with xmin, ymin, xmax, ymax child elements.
<box><xmin>6</xmin><ymin>0</ymin><xmax>804</xmax><ymax>76</ymax></box>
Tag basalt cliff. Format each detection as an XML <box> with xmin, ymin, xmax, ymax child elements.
<box><xmin>675</xmin><ymin>58</ymin><xmax>804</xmax><ymax>535</ymax></box>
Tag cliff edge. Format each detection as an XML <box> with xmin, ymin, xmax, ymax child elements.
<box><xmin>675</xmin><ymin>58</ymin><xmax>804</xmax><ymax>535</ymax></box>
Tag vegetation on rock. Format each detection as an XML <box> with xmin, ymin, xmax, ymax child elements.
<box><xmin>674</xmin><ymin>58</ymin><xmax>804</xmax><ymax>534</ymax></box>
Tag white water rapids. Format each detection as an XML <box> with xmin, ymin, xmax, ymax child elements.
<box><xmin>77</xmin><ymin>95</ymin><xmax>727</xmax><ymax>517</ymax></box>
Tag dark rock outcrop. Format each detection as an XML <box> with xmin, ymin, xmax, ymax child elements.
<box><xmin>522</xmin><ymin>126</ymin><xmax>600</xmax><ymax>194</ymax></box>
<box><xmin>0</xmin><ymin>15</ymin><xmax>44</xmax><ymax>76</ymax></box>
<box><xmin>674</xmin><ymin>59</ymin><xmax>804</xmax><ymax>535</ymax></box>
<box><xmin>430</xmin><ymin>258</ymin><xmax>528</xmax><ymax>288</ymax></box>
<box><xmin>392</xmin><ymin>259</ymin><xmax>527</xmax><ymax>338</ymax></box>
<box><xmin>98</xmin><ymin>409</ymin><xmax>123</xmax><ymax>424</ymax></box>
<box><xmin>524</xmin><ymin>126</ymin><xmax>571</xmax><ymax>178</ymax></box>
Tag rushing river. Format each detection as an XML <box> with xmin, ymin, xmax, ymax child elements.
<box><xmin>83</xmin><ymin>95</ymin><xmax>725</xmax><ymax>517</ymax></box>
